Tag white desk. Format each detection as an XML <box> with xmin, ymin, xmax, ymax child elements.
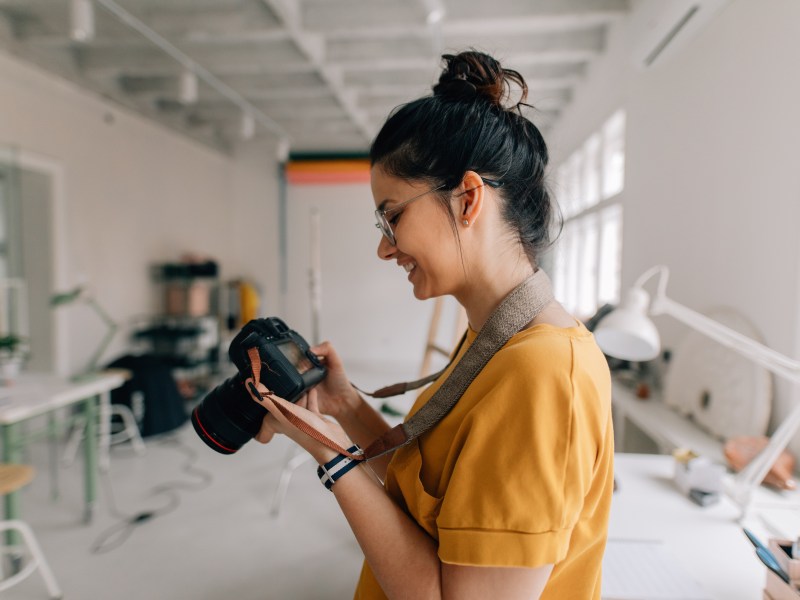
<box><xmin>609</xmin><ymin>453</ymin><xmax>800</xmax><ymax>599</ymax></box>
<box><xmin>612</xmin><ymin>381</ymin><xmax>727</xmax><ymax>462</ymax></box>
<box><xmin>0</xmin><ymin>371</ymin><xmax>126</xmax><ymax>525</ymax></box>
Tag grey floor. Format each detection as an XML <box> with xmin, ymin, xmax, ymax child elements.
<box><xmin>3</xmin><ymin>413</ymin><xmax>371</xmax><ymax>600</ymax></box>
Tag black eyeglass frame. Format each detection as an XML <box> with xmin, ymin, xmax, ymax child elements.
<box><xmin>374</xmin><ymin>177</ymin><xmax>503</xmax><ymax>246</ymax></box>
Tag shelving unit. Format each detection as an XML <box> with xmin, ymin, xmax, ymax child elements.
<box><xmin>132</xmin><ymin>261</ymin><xmax>223</xmax><ymax>399</ymax></box>
<box><xmin>612</xmin><ymin>380</ymin><xmax>727</xmax><ymax>464</ymax></box>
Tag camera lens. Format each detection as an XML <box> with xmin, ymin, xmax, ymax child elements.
<box><xmin>191</xmin><ymin>374</ymin><xmax>268</xmax><ymax>454</ymax></box>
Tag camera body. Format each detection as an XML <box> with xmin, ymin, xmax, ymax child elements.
<box><xmin>191</xmin><ymin>317</ymin><xmax>326</xmax><ymax>454</ymax></box>
<box><xmin>229</xmin><ymin>317</ymin><xmax>326</xmax><ymax>403</ymax></box>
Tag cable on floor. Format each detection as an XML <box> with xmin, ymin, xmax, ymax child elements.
<box><xmin>90</xmin><ymin>433</ymin><xmax>212</xmax><ymax>554</ymax></box>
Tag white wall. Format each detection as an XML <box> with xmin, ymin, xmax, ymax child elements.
<box><xmin>0</xmin><ymin>44</ymin><xmax>433</xmax><ymax>386</ymax></box>
<box><xmin>284</xmin><ymin>182</ymin><xmax>436</xmax><ymax>385</ymax></box>
<box><xmin>0</xmin><ymin>50</ymin><xmax>280</xmax><ymax>374</ymax></box>
<box><xmin>549</xmin><ymin>0</ymin><xmax>800</xmax><ymax>455</ymax></box>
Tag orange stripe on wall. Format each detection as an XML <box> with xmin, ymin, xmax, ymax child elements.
<box><xmin>285</xmin><ymin>159</ymin><xmax>371</xmax><ymax>185</ymax></box>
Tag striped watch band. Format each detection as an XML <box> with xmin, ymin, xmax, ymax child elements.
<box><xmin>317</xmin><ymin>445</ymin><xmax>364</xmax><ymax>490</ymax></box>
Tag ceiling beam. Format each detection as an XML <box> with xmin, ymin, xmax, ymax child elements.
<box><xmin>129</xmin><ymin>3</ymin><xmax>281</xmax><ymax>38</ymax></box>
<box><xmin>83</xmin><ymin>60</ymin><xmax>317</xmax><ymax>81</ymax></box>
<box><xmin>259</xmin><ymin>0</ymin><xmax>373</xmax><ymax>143</ymax></box>
<box><xmin>327</xmin><ymin>28</ymin><xmax>604</xmax><ymax>62</ymax></box>
<box><xmin>335</xmin><ymin>48</ymin><xmax>598</xmax><ymax>73</ymax></box>
<box><xmin>193</xmin><ymin>99</ymin><xmax>347</xmax><ymax>121</ymax></box>
<box><xmin>354</xmin><ymin>76</ymin><xmax>577</xmax><ymax>102</ymax></box>
<box><xmin>92</xmin><ymin>0</ymin><xmax>290</xmax><ymax>143</ymax></box>
<box><xmin>72</xmin><ymin>38</ymin><xmax>306</xmax><ymax>72</ymax></box>
<box><xmin>301</xmin><ymin>0</ymin><xmax>627</xmax><ymax>32</ymax></box>
<box><xmin>21</xmin><ymin>29</ymin><xmax>292</xmax><ymax>49</ymax></box>
<box><xmin>302</xmin><ymin>0</ymin><xmax>426</xmax><ymax>31</ymax></box>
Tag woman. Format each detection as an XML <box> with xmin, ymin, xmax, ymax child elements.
<box><xmin>253</xmin><ymin>50</ymin><xmax>614</xmax><ymax>600</ymax></box>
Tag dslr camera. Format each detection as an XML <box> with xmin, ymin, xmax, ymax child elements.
<box><xmin>191</xmin><ymin>317</ymin><xmax>327</xmax><ymax>454</ymax></box>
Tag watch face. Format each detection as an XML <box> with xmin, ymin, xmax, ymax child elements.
<box><xmin>277</xmin><ymin>340</ymin><xmax>313</xmax><ymax>374</ymax></box>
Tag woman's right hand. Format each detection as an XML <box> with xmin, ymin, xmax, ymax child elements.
<box><xmin>309</xmin><ymin>341</ymin><xmax>361</xmax><ymax>419</ymax></box>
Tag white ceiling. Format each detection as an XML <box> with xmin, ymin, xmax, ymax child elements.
<box><xmin>0</xmin><ymin>0</ymin><xmax>631</xmax><ymax>154</ymax></box>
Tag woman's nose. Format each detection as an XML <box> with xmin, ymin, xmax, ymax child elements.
<box><xmin>377</xmin><ymin>234</ymin><xmax>396</xmax><ymax>261</ymax></box>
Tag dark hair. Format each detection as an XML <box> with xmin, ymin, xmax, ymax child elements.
<box><xmin>370</xmin><ymin>50</ymin><xmax>560</xmax><ymax>265</ymax></box>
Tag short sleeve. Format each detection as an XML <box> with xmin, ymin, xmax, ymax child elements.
<box><xmin>435</xmin><ymin>339</ymin><xmax>591</xmax><ymax>568</ymax></box>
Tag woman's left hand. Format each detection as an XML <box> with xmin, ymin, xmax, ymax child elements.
<box><xmin>254</xmin><ymin>387</ymin><xmax>351</xmax><ymax>464</ymax></box>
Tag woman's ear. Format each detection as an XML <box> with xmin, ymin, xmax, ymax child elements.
<box><xmin>458</xmin><ymin>171</ymin><xmax>485</xmax><ymax>227</ymax></box>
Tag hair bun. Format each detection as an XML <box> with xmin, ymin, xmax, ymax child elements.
<box><xmin>433</xmin><ymin>51</ymin><xmax>528</xmax><ymax>112</ymax></box>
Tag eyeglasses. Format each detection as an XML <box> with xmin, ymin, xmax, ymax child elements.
<box><xmin>374</xmin><ymin>178</ymin><xmax>503</xmax><ymax>246</ymax></box>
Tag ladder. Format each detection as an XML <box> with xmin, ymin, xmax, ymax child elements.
<box><xmin>419</xmin><ymin>296</ymin><xmax>468</xmax><ymax>377</ymax></box>
<box><xmin>380</xmin><ymin>297</ymin><xmax>467</xmax><ymax>417</ymax></box>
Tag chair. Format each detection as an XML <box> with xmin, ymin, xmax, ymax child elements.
<box><xmin>62</xmin><ymin>402</ymin><xmax>146</xmax><ymax>471</ymax></box>
<box><xmin>0</xmin><ymin>464</ymin><xmax>62</xmax><ymax>599</ymax></box>
<box><xmin>62</xmin><ymin>368</ymin><xmax>146</xmax><ymax>471</ymax></box>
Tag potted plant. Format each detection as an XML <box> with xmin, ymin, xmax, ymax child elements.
<box><xmin>0</xmin><ymin>333</ymin><xmax>28</xmax><ymax>383</ymax></box>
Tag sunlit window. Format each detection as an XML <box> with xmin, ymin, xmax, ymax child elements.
<box><xmin>602</xmin><ymin>110</ymin><xmax>626</xmax><ymax>200</ymax></box>
<box><xmin>598</xmin><ymin>204</ymin><xmax>623</xmax><ymax>306</ymax></box>
<box><xmin>553</xmin><ymin>110</ymin><xmax>626</xmax><ymax>318</ymax></box>
<box><xmin>582</xmin><ymin>134</ymin><xmax>601</xmax><ymax>210</ymax></box>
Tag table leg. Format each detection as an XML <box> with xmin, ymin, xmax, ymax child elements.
<box><xmin>2</xmin><ymin>422</ymin><xmax>23</xmax><ymax>571</ymax></box>
<box><xmin>82</xmin><ymin>394</ymin><xmax>98</xmax><ymax>523</ymax></box>
<box><xmin>48</xmin><ymin>412</ymin><xmax>60</xmax><ymax>501</ymax></box>
<box><xmin>98</xmin><ymin>390</ymin><xmax>111</xmax><ymax>472</ymax></box>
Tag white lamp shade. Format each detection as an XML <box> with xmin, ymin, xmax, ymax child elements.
<box><xmin>70</xmin><ymin>0</ymin><xmax>95</xmax><ymax>43</ymax></box>
<box><xmin>594</xmin><ymin>288</ymin><xmax>661</xmax><ymax>362</ymax></box>
<box><xmin>179</xmin><ymin>70</ymin><xmax>199</xmax><ymax>104</ymax></box>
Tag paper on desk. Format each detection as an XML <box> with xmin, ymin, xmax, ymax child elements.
<box><xmin>602</xmin><ymin>539</ymin><xmax>712</xmax><ymax>600</ymax></box>
<box><xmin>757</xmin><ymin>506</ymin><xmax>800</xmax><ymax>540</ymax></box>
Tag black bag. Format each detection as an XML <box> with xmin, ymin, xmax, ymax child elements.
<box><xmin>106</xmin><ymin>354</ymin><xmax>188</xmax><ymax>437</ymax></box>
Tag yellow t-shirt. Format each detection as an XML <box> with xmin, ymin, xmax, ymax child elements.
<box><xmin>354</xmin><ymin>321</ymin><xmax>614</xmax><ymax>599</ymax></box>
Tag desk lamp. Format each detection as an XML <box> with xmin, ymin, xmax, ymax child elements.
<box><xmin>594</xmin><ymin>265</ymin><xmax>800</xmax><ymax>516</ymax></box>
<box><xmin>51</xmin><ymin>286</ymin><xmax>118</xmax><ymax>379</ymax></box>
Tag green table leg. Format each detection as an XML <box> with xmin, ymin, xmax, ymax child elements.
<box><xmin>48</xmin><ymin>412</ymin><xmax>60</xmax><ymax>501</ymax></box>
<box><xmin>82</xmin><ymin>394</ymin><xmax>98</xmax><ymax>523</ymax></box>
<box><xmin>2</xmin><ymin>422</ymin><xmax>23</xmax><ymax>569</ymax></box>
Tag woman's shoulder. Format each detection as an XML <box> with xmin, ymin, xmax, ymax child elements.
<box><xmin>500</xmin><ymin>319</ymin><xmax>593</xmax><ymax>362</ymax></box>
<box><xmin>477</xmin><ymin>319</ymin><xmax>607</xmax><ymax>394</ymax></box>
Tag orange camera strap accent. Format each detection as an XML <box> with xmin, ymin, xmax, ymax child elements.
<box><xmin>245</xmin><ymin>347</ymin><xmax>364</xmax><ymax>460</ymax></box>
<box><xmin>245</xmin><ymin>270</ymin><xmax>554</xmax><ymax>462</ymax></box>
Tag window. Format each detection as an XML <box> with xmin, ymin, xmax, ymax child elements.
<box><xmin>598</xmin><ymin>204</ymin><xmax>623</xmax><ymax>306</ymax></box>
<box><xmin>0</xmin><ymin>172</ymin><xmax>7</xmax><ymax>279</ymax></box>
<box><xmin>582</xmin><ymin>134</ymin><xmax>601</xmax><ymax>210</ymax></box>
<box><xmin>602</xmin><ymin>110</ymin><xmax>626</xmax><ymax>199</ymax></box>
<box><xmin>553</xmin><ymin>111</ymin><xmax>626</xmax><ymax>318</ymax></box>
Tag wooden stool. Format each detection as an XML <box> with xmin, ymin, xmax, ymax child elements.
<box><xmin>0</xmin><ymin>464</ymin><xmax>63</xmax><ymax>599</ymax></box>
<box><xmin>0</xmin><ymin>464</ymin><xmax>34</xmax><ymax>495</ymax></box>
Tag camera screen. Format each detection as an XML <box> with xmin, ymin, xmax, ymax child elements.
<box><xmin>277</xmin><ymin>340</ymin><xmax>313</xmax><ymax>374</ymax></box>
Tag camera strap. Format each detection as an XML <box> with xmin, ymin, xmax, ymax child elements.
<box><xmin>361</xmin><ymin>268</ymin><xmax>554</xmax><ymax>459</ymax></box>
<box><xmin>246</xmin><ymin>269</ymin><xmax>554</xmax><ymax>462</ymax></box>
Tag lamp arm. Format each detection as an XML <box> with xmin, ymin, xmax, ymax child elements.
<box><xmin>85</xmin><ymin>297</ymin><xmax>116</xmax><ymax>329</ymax></box>
<box><xmin>727</xmin><ymin>400</ymin><xmax>800</xmax><ymax>512</ymax></box>
<box><xmin>633</xmin><ymin>264</ymin><xmax>670</xmax><ymax>295</ymax></box>
<box><xmin>654</xmin><ymin>293</ymin><xmax>800</xmax><ymax>517</ymax></box>
<box><xmin>655</xmin><ymin>296</ymin><xmax>800</xmax><ymax>380</ymax></box>
<box><xmin>83</xmin><ymin>297</ymin><xmax>118</xmax><ymax>374</ymax></box>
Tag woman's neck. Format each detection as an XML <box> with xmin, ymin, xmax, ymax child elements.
<box><xmin>456</xmin><ymin>257</ymin><xmax>536</xmax><ymax>332</ymax></box>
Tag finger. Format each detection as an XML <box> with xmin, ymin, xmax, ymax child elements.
<box><xmin>295</xmin><ymin>394</ymin><xmax>309</xmax><ymax>410</ymax></box>
<box><xmin>254</xmin><ymin>415</ymin><xmax>277</xmax><ymax>444</ymax></box>
<box><xmin>310</xmin><ymin>341</ymin><xmax>338</xmax><ymax>366</ymax></box>
<box><xmin>306</xmin><ymin>388</ymin><xmax>321</xmax><ymax>415</ymax></box>
<box><xmin>259</xmin><ymin>393</ymin><xmax>295</xmax><ymax>428</ymax></box>
<box><xmin>309</xmin><ymin>341</ymin><xmax>330</xmax><ymax>355</ymax></box>
<box><xmin>263</xmin><ymin>392</ymin><xmax>334</xmax><ymax>432</ymax></box>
